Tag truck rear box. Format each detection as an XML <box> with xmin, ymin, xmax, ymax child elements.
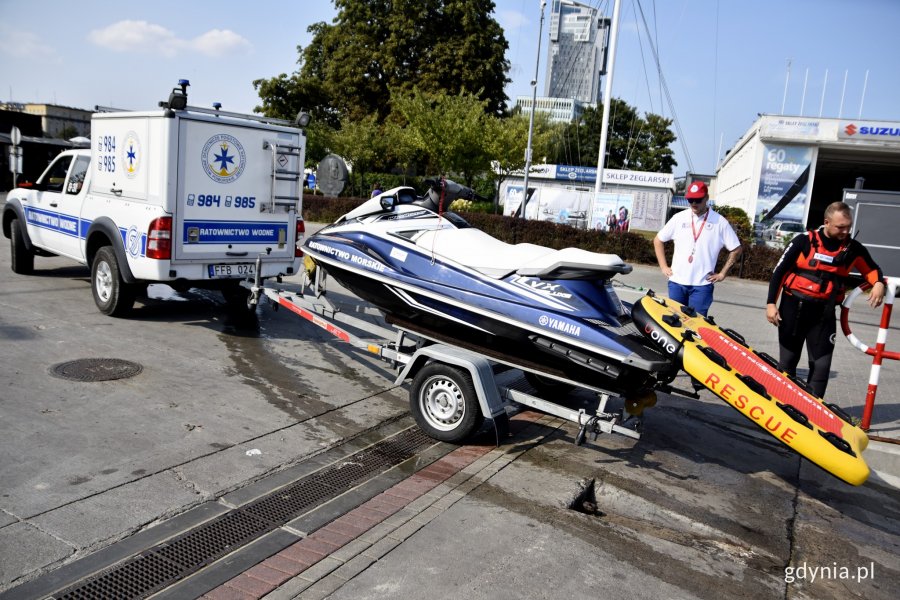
<box><xmin>90</xmin><ymin>110</ymin><xmax>304</xmax><ymax>270</ymax></box>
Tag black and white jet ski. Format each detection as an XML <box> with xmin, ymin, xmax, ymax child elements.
<box><xmin>303</xmin><ymin>179</ymin><xmax>676</xmax><ymax>393</ymax></box>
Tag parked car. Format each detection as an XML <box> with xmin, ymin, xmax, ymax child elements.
<box><xmin>764</xmin><ymin>220</ymin><xmax>806</xmax><ymax>246</ymax></box>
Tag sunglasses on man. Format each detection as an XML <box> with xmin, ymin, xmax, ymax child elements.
<box><xmin>687</xmin><ymin>197</ymin><xmax>706</xmax><ymax>204</ymax></box>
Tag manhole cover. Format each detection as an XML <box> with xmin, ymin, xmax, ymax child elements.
<box><xmin>50</xmin><ymin>358</ymin><xmax>143</xmax><ymax>382</ymax></box>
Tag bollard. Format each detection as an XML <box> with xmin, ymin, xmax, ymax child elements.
<box><xmin>840</xmin><ymin>277</ymin><xmax>900</xmax><ymax>430</ymax></box>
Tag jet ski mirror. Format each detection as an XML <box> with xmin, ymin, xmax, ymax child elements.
<box><xmin>380</xmin><ymin>195</ymin><xmax>397</xmax><ymax>211</ymax></box>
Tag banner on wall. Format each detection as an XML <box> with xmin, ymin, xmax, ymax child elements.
<box><xmin>629</xmin><ymin>189</ymin><xmax>669</xmax><ymax>231</ymax></box>
<box><xmin>756</xmin><ymin>144</ymin><xmax>816</xmax><ymax>223</ymax></box>
<box><xmin>590</xmin><ymin>192</ymin><xmax>634</xmax><ymax>232</ymax></box>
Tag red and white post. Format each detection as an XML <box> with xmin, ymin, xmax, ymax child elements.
<box><xmin>840</xmin><ymin>277</ymin><xmax>900</xmax><ymax>430</ymax></box>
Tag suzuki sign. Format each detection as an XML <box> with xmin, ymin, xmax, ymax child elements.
<box><xmin>839</xmin><ymin>120</ymin><xmax>900</xmax><ymax>143</ymax></box>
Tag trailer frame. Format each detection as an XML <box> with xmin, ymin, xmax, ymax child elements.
<box><xmin>245</xmin><ymin>266</ymin><xmax>645</xmax><ymax>446</ymax></box>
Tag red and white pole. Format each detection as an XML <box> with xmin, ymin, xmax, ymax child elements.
<box><xmin>840</xmin><ymin>277</ymin><xmax>900</xmax><ymax>430</ymax></box>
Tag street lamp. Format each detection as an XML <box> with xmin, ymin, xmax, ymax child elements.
<box><xmin>521</xmin><ymin>0</ymin><xmax>546</xmax><ymax>220</ymax></box>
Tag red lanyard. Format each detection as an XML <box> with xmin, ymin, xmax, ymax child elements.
<box><xmin>689</xmin><ymin>210</ymin><xmax>709</xmax><ymax>263</ymax></box>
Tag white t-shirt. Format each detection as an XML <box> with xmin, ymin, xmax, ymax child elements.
<box><xmin>657</xmin><ymin>209</ymin><xmax>740</xmax><ymax>286</ymax></box>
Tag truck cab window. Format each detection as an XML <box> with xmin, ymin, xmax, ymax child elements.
<box><xmin>39</xmin><ymin>156</ymin><xmax>74</xmax><ymax>192</ymax></box>
<box><xmin>66</xmin><ymin>156</ymin><xmax>90</xmax><ymax>195</ymax></box>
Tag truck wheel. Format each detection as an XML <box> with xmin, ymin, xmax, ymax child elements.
<box><xmin>92</xmin><ymin>246</ymin><xmax>135</xmax><ymax>316</ymax></box>
<box><xmin>410</xmin><ymin>362</ymin><xmax>483</xmax><ymax>442</ymax></box>
<box><xmin>222</xmin><ymin>283</ymin><xmax>256</xmax><ymax>315</ymax></box>
<box><xmin>10</xmin><ymin>218</ymin><xmax>34</xmax><ymax>274</ymax></box>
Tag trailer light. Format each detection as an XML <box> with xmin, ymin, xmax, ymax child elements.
<box><xmin>295</xmin><ymin>218</ymin><xmax>306</xmax><ymax>257</ymax></box>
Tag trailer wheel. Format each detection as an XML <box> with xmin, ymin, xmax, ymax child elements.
<box><xmin>10</xmin><ymin>218</ymin><xmax>34</xmax><ymax>274</ymax></box>
<box><xmin>410</xmin><ymin>363</ymin><xmax>483</xmax><ymax>442</ymax></box>
<box><xmin>524</xmin><ymin>372</ymin><xmax>574</xmax><ymax>397</ymax></box>
<box><xmin>92</xmin><ymin>246</ymin><xmax>135</xmax><ymax>317</ymax></box>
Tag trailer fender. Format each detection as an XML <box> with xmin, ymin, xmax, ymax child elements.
<box><xmin>395</xmin><ymin>344</ymin><xmax>507</xmax><ymax>421</ymax></box>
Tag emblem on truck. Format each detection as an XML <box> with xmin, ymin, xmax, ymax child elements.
<box><xmin>123</xmin><ymin>131</ymin><xmax>141</xmax><ymax>179</ymax></box>
<box><xmin>202</xmin><ymin>133</ymin><xmax>246</xmax><ymax>184</ymax></box>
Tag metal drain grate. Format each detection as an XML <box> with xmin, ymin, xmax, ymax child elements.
<box><xmin>56</xmin><ymin>553</ymin><xmax>182</xmax><ymax>600</ymax></box>
<box><xmin>242</xmin><ymin>480</ymin><xmax>340</xmax><ymax>525</ymax></box>
<box><xmin>52</xmin><ymin>427</ymin><xmax>435</xmax><ymax>599</ymax></box>
<box><xmin>50</xmin><ymin>358</ymin><xmax>143</xmax><ymax>382</ymax></box>
<box><xmin>154</xmin><ymin>510</ymin><xmax>273</xmax><ymax>568</ymax></box>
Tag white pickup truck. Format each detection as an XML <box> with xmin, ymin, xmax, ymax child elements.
<box><xmin>3</xmin><ymin>81</ymin><xmax>308</xmax><ymax>316</ymax></box>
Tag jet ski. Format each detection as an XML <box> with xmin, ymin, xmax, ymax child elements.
<box><xmin>303</xmin><ymin>179</ymin><xmax>677</xmax><ymax>394</ymax></box>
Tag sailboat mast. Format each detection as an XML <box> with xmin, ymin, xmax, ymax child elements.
<box><xmin>594</xmin><ymin>0</ymin><xmax>622</xmax><ymax>197</ymax></box>
<box><xmin>521</xmin><ymin>0</ymin><xmax>547</xmax><ymax>219</ymax></box>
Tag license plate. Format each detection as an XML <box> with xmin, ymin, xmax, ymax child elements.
<box><xmin>208</xmin><ymin>263</ymin><xmax>255</xmax><ymax>278</ymax></box>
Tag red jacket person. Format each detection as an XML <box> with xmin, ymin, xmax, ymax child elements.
<box><xmin>766</xmin><ymin>201</ymin><xmax>886</xmax><ymax>397</ymax></box>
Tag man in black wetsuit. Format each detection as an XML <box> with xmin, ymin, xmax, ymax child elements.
<box><xmin>765</xmin><ymin>201</ymin><xmax>886</xmax><ymax>397</ymax></box>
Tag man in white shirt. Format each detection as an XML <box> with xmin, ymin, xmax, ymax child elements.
<box><xmin>653</xmin><ymin>181</ymin><xmax>742</xmax><ymax>316</ymax></box>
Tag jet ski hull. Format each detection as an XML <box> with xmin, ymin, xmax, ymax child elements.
<box><xmin>304</xmin><ymin>230</ymin><xmax>675</xmax><ymax>394</ymax></box>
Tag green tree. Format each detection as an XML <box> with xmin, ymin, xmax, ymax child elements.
<box><xmin>326</xmin><ymin>116</ymin><xmax>382</xmax><ymax>197</ymax></box>
<box><xmin>547</xmin><ymin>99</ymin><xmax>678</xmax><ymax>173</ymax></box>
<box><xmin>255</xmin><ymin>0</ymin><xmax>510</xmax><ymax>124</ymax></box>
<box><xmin>394</xmin><ymin>89</ymin><xmax>495</xmax><ymax>186</ymax></box>
<box><xmin>715</xmin><ymin>205</ymin><xmax>752</xmax><ymax>245</ymax></box>
<box><xmin>485</xmin><ymin>111</ymin><xmax>552</xmax><ymax>208</ymax></box>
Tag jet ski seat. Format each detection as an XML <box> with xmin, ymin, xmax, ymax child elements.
<box><xmin>414</xmin><ymin>228</ymin><xmax>631</xmax><ymax>280</ymax></box>
<box><xmin>517</xmin><ymin>247</ymin><xmax>632</xmax><ymax>279</ymax></box>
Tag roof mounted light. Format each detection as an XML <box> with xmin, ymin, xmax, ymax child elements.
<box><xmin>159</xmin><ymin>79</ymin><xmax>190</xmax><ymax>114</ymax></box>
<box><xmin>295</xmin><ymin>111</ymin><xmax>311</xmax><ymax>128</ymax></box>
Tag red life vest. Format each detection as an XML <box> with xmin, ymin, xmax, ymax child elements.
<box><xmin>783</xmin><ymin>230</ymin><xmax>851</xmax><ymax>302</ymax></box>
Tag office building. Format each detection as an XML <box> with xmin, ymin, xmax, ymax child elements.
<box><xmin>545</xmin><ymin>0</ymin><xmax>609</xmax><ymax>105</ymax></box>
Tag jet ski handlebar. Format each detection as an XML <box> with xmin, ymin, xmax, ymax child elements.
<box><xmin>424</xmin><ymin>178</ymin><xmax>489</xmax><ymax>204</ymax></box>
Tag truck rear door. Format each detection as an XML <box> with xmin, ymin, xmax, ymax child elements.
<box><xmin>173</xmin><ymin>116</ymin><xmax>302</xmax><ymax>275</ymax></box>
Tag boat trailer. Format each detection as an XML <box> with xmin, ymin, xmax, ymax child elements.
<box><xmin>245</xmin><ymin>270</ymin><xmax>647</xmax><ymax>447</ymax></box>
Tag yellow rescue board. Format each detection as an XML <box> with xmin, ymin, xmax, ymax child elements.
<box><xmin>632</xmin><ymin>293</ymin><xmax>869</xmax><ymax>486</ymax></box>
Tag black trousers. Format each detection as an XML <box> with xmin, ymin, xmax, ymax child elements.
<box><xmin>777</xmin><ymin>292</ymin><xmax>836</xmax><ymax>397</ymax></box>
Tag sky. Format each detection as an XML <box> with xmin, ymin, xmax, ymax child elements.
<box><xmin>2</xmin><ymin>0</ymin><xmax>899</xmax><ymax>176</ymax></box>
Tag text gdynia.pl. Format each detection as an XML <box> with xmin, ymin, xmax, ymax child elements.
<box><xmin>784</xmin><ymin>562</ymin><xmax>875</xmax><ymax>584</ymax></box>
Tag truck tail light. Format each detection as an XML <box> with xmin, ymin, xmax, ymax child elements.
<box><xmin>147</xmin><ymin>217</ymin><xmax>172</xmax><ymax>260</ymax></box>
<box><xmin>295</xmin><ymin>218</ymin><xmax>305</xmax><ymax>257</ymax></box>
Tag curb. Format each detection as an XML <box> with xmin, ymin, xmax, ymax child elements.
<box><xmin>202</xmin><ymin>411</ymin><xmax>560</xmax><ymax>600</ymax></box>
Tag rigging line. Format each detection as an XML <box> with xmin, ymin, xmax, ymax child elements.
<box><xmin>575</xmin><ymin>115</ymin><xmax>582</xmax><ymax>165</ymax></box>
<box><xmin>632</xmin><ymin>0</ymin><xmax>656</xmax><ymax>114</ymax></box>
<box><xmin>620</xmin><ymin>0</ymin><xmax>650</xmax><ymax>166</ymax></box>
<box><xmin>652</xmin><ymin>0</ymin><xmax>663</xmax><ymax>114</ymax></box>
<box><xmin>634</xmin><ymin>0</ymin><xmax>693</xmax><ymax>172</ymax></box>
<box><xmin>625</xmin><ymin>118</ymin><xmax>646</xmax><ymax>170</ymax></box>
